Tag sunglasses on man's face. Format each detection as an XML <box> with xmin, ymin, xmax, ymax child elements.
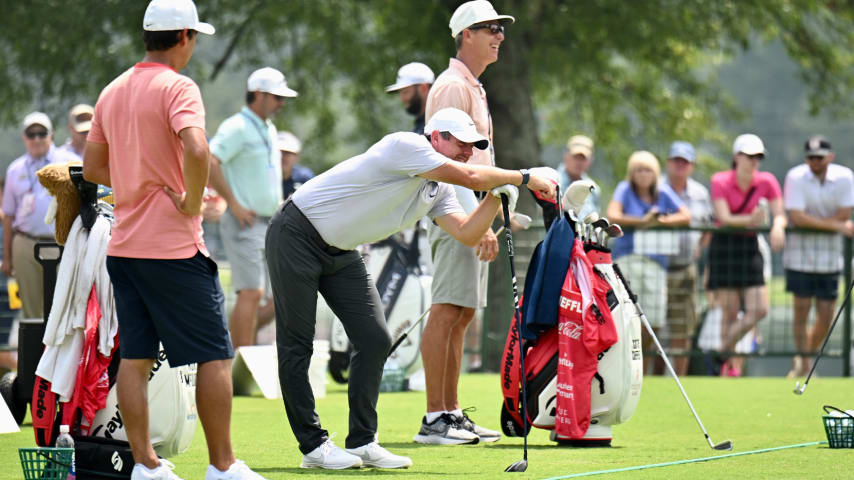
<box><xmin>469</xmin><ymin>23</ymin><xmax>504</xmax><ymax>35</ymax></box>
<box><xmin>25</xmin><ymin>130</ymin><xmax>48</xmax><ymax>140</ymax></box>
<box><xmin>807</xmin><ymin>155</ymin><xmax>827</xmax><ymax>162</ymax></box>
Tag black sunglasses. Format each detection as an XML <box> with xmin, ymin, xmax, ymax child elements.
<box><xmin>746</xmin><ymin>153</ymin><xmax>764</xmax><ymax>161</ymax></box>
<box><xmin>806</xmin><ymin>155</ymin><xmax>827</xmax><ymax>162</ymax></box>
<box><xmin>469</xmin><ymin>24</ymin><xmax>504</xmax><ymax>35</ymax></box>
<box><xmin>25</xmin><ymin>130</ymin><xmax>48</xmax><ymax>140</ymax></box>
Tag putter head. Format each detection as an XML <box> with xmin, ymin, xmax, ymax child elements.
<box><xmin>713</xmin><ymin>440</ymin><xmax>733</xmax><ymax>451</ymax></box>
<box><xmin>505</xmin><ymin>460</ymin><xmax>528</xmax><ymax>472</ymax></box>
<box><xmin>793</xmin><ymin>381</ymin><xmax>806</xmax><ymax>395</ymax></box>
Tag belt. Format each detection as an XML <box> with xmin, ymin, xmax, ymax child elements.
<box><xmin>282</xmin><ymin>201</ymin><xmax>350</xmax><ymax>256</ymax></box>
<box><xmin>15</xmin><ymin>230</ymin><xmax>54</xmax><ymax>242</ymax></box>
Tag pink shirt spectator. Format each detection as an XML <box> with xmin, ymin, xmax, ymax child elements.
<box><xmin>710</xmin><ymin>169</ymin><xmax>781</xmax><ymax>218</ymax></box>
<box><xmin>88</xmin><ymin>62</ymin><xmax>209</xmax><ymax>259</ymax></box>
<box><xmin>425</xmin><ymin>58</ymin><xmax>494</xmax><ymax>167</ymax></box>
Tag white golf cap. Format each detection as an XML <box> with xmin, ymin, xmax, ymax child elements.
<box><xmin>386</xmin><ymin>62</ymin><xmax>435</xmax><ymax>92</ymax></box>
<box><xmin>277</xmin><ymin>131</ymin><xmax>302</xmax><ymax>154</ymax></box>
<box><xmin>425</xmin><ymin>108</ymin><xmax>489</xmax><ymax>150</ymax></box>
<box><xmin>732</xmin><ymin>133</ymin><xmax>765</xmax><ymax>156</ymax></box>
<box><xmin>22</xmin><ymin>112</ymin><xmax>53</xmax><ymax>133</ymax></box>
<box><xmin>449</xmin><ymin>0</ymin><xmax>515</xmax><ymax>38</ymax></box>
<box><xmin>68</xmin><ymin>104</ymin><xmax>94</xmax><ymax>133</ymax></box>
<box><xmin>143</xmin><ymin>0</ymin><xmax>215</xmax><ymax>35</ymax></box>
<box><xmin>248</xmin><ymin>67</ymin><xmax>298</xmax><ymax>97</ymax></box>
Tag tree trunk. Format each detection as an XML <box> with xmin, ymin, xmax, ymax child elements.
<box><xmin>480</xmin><ymin>23</ymin><xmax>541</xmax><ymax>372</ymax></box>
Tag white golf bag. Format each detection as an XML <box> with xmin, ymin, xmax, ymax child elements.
<box><xmin>328</xmin><ymin>226</ymin><xmax>431</xmax><ymax>383</ymax></box>
<box><xmin>90</xmin><ymin>346</ymin><xmax>197</xmax><ymax>458</ymax></box>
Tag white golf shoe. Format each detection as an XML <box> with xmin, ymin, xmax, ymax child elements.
<box><xmin>205</xmin><ymin>459</ymin><xmax>267</xmax><ymax>479</ymax></box>
<box><xmin>300</xmin><ymin>439</ymin><xmax>363</xmax><ymax>469</ymax></box>
<box><xmin>131</xmin><ymin>460</ymin><xmax>183</xmax><ymax>480</ymax></box>
<box><xmin>346</xmin><ymin>442</ymin><xmax>412</xmax><ymax>469</ymax></box>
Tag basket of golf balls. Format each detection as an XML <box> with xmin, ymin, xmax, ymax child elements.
<box><xmin>822</xmin><ymin>405</ymin><xmax>854</xmax><ymax>448</ymax></box>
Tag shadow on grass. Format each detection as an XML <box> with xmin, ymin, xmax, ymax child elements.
<box><xmin>482</xmin><ymin>443</ymin><xmax>625</xmax><ymax>450</ymax></box>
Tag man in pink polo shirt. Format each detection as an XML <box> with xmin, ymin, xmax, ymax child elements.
<box><xmin>83</xmin><ymin>1</ymin><xmax>265</xmax><ymax>479</ymax></box>
<box><xmin>415</xmin><ymin>0</ymin><xmax>513</xmax><ymax>445</ymax></box>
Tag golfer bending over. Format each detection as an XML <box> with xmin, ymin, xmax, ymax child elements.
<box><xmin>266</xmin><ymin>107</ymin><xmax>554</xmax><ymax>470</ymax></box>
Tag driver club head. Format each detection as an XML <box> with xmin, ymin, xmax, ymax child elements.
<box><xmin>504</xmin><ymin>460</ymin><xmax>528</xmax><ymax>473</ymax></box>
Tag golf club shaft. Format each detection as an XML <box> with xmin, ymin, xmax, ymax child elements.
<box><xmin>387</xmin><ymin>308</ymin><xmax>430</xmax><ymax>358</ymax></box>
<box><xmin>797</xmin><ymin>276</ymin><xmax>854</xmax><ymax>392</ymax></box>
<box><xmin>612</xmin><ymin>264</ymin><xmax>723</xmax><ymax>449</ymax></box>
<box><xmin>501</xmin><ymin>194</ymin><xmax>528</xmax><ymax>462</ymax></box>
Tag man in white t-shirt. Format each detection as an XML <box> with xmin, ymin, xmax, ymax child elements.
<box><xmin>783</xmin><ymin>135</ymin><xmax>854</xmax><ymax>378</ymax></box>
<box><xmin>265</xmin><ymin>108</ymin><xmax>553</xmax><ymax>470</ymax></box>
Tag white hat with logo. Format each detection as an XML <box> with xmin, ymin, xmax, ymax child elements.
<box><xmin>425</xmin><ymin>108</ymin><xmax>489</xmax><ymax>150</ymax></box>
<box><xmin>248</xmin><ymin>67</ymin><xmax>298</xmax><ymax>97</ymax></box>
<box><xmin>386</xmin><ymin>63</ymin><xmax>435</xmax><ymax>92</ymax></box>
<box><xmin>449</xmin><ymin>0</ymin><xmax>515</xmax><ymax>38</ymax></box>
<box><xmin>143</xmin><ymin>0</ymin><xmax>215</xmax><ymax>35</ymax></box>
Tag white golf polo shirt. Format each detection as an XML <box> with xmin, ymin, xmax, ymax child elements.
<box><xmin>783</xmin><ymin>163</ymin><xmax>854</xmax><ymax>273</ymax></box>
<box><xmin>292</xmin><ymin>132</ymin><xmax>464</xmax><ymax>250</ymax></box>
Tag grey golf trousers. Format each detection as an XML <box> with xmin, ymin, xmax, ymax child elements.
<box><xmin>266</xmin><ymin>201</ymin><xmax>391</xmax><ymax>454</ymax></box>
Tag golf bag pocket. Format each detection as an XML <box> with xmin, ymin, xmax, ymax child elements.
<box><xmin>74</xmin><ymin>435</ymin><xmax>134</xmax><ymax>479</ymax></box>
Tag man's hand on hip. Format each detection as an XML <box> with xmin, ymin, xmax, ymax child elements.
<box><xmin>164</xmin><ymin>186</ymin><xmax>202</xmax><ymax>217</ymax></box>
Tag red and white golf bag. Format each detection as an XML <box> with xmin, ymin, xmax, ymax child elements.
<box><xmin>500</xmin><ymin>242</ymin><xmax>643</xmax><ymax>446</ymax></box>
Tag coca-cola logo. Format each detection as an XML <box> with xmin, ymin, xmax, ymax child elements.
<box><xmin>558</xmin><ymin>321</ymin><xmax>582</xmax><ymax>340</ymax></box>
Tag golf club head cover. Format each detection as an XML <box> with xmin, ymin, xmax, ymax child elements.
<box><xmin>562</xmin><ymin>179</ymin><xmax>596</xmax><ymax>212</ymax></box>
<box><xmin>491</xmin><ymin>184</ymin><xmax>519</xmax><ymax>212</ymax></box>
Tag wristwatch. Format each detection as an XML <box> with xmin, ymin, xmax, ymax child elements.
<box><xmin>519</xmin><ymin>169</ymin><xmax>530</xmax><ymax>186</ymax></box>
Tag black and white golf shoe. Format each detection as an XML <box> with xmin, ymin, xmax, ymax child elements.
<box><xmin>455</xmin><ymin>409</ymin><xmax>502</xmax><ymax>443</ymax></box>
<box><xmin>413</xmin><ymin>413</ymin><xmax>480</xmax><ymax>445</ymax></box>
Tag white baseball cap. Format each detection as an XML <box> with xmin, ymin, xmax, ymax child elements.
<box><xmin>732</xmin><ymin>133</ymin><xmax>765</xmax><ymax>156</ymax></box>
<box><xmin>22</xmin><ymin>112</ymin><xmax>53</xmax><ymax>133</ymax></box>
<box><xmin>386</xmin><ymin>63</ymin><xmax>435</xmax><ymax>92</ymax></box>
<box><xmin>449</xmin><ymin>0</ymin><xmax>515</xmax><ymax>38</ymax></box>
<box><xmin>277</xmin><ymin>131</ymin><xmax>302</xmax><ymax>154</ymax></box>
<box><xmin>425</xmin><ymin>108</ymin><xmax>489</xmax><ymax>150</ymax></box>
<box><xmin>248</xmin><ymin>67</ymin><xmax>298</xmax><ymax>97</ymax></box>
<box><xmin>143</xmin><ymin>0</ymin><xmax>215</xmax><ymax>35</ymax></box>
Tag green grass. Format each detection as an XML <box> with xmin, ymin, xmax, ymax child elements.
<box><xmin>3</xmin><ymin>374</ymin><xmax>853</xmax><ymax>479</ymax></box>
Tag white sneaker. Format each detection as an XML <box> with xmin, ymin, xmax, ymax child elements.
<box><xmin>131</xmin><ymin>460</ymin><xmax>183</xmax><ymax>480</ymax></box>
<box><xmin>205</xmin><ymin>459</ymin><xmax>267</xmax><ymax>480</ymax></box>
<box><xmin>300</xmin><ymin>439</ymin><xmax>363</xmax><ymax>469</ymax></box>
<box><xmin>346</xmin><ymin>442</ymin><xmax>413</xmax><ymax>469</ymax></box>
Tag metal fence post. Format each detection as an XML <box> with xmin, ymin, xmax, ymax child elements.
<box><xmin>843</xmin><ymin>236</ymin><xmax>852</xmax><ymax>377</ymax></box>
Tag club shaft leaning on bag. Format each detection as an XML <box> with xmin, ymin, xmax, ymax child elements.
<box><xmin>799</xmin><ymin>276</ymin><xmax>854</xmax><ymax>391</ymax></box>
<box><xmin>387</xmin><ymin>308</ymin><xmax>430</xmax><ymax>358</ymax></box>
<box><xmin>502</xmin><ymin>194</ymin><xmax>528</xmax><ymax>462</ymax></box>
<box><xmin>612</xmin><ymin>264</ymin><xmax>720</xmax><ymax>449</ymax></box>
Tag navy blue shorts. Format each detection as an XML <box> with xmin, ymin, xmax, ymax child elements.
<box><xmin>785</xmin><ymin>269</ymin><xmax>840</xmax><ymax>300</ymax></box>
<box><xmin>106</xmin><ymin>251</ymin><xmax>233</xmax><ymax>366</ymax></box>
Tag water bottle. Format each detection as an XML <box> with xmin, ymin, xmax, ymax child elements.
<box><xmin>55</xmin><ymin>424</ymin><xmax>76</xmax><ymax>479</ymax></box>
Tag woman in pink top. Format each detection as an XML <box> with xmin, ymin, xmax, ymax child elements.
<box><xmin>707</xmin><ymin>133</ymin><xmax>786</xmax><ymax>376</ymax></box>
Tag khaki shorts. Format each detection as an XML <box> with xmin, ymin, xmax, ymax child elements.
<box><xmin>220</xmin><ymin>209</ymin><xmax>270</xmax><ymax>292</ymax></box>
<box><xmin>616</xmin><ymin>254</ymin><xmax>667</xmax><ymax>329</ymax></box>
<box><xmin>427</xmin><ymin>224</ymin><xmax>488</xmax><ymax>309</ymax></box>
<box><xmin>666</xmin><ymin>264</ymin><xmax>699</xmax><ymax>341</ymax></box>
